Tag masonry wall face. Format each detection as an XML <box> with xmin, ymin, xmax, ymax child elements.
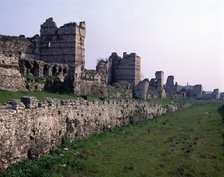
<box><xmin>0</xmin><ymin>98</ymin><xmax>188</xmax><ymax>170</ymax></box>
<box><xmin>110</xmin><ymin>53</ymin><xmax>141</xmax><ymax>86</ymax></box>
<box><xmin>113</xmin><ymin>56</ymin><xmax>140</xmax><ymax>86</ymax></box>
<box><xmin>165</xmin><ymin>75</ymin><xmax>176</xmax><ymax>96</ymax></box>
<box><xmin>0</xmin><ymin>19</ymin><xmax>141</xmax><ymax>95</ymax></box>
<box><xmin>39</xmin><ymin>18</ymin><xmax>86</xmax><ymax>66</ymax></box>
<box><xmin>0</xmin><ymin>54</ymin><xmax>25</xmax><ymax>91</ymax></box>
<box><xmin>0</xmin><ymin>35</ymin><xmax>32</xmax><ymax>55</ymax></box>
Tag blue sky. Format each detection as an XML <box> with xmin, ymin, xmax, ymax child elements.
<box><xmin>0</xmin><ymin>0</ymin><xmax>223</xmax><ymax>91</ymax></box>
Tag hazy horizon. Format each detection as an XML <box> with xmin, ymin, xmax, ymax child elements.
<box><xmin>0</xmin><ymin>0</ymin><xmax>223</xmax><ymax>92</ymax></box>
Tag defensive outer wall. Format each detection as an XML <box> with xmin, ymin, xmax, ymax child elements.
<box><xmin>0</xmin><ymin>97</ymin><xmax>189</xmax><ymax>170</ymax></box>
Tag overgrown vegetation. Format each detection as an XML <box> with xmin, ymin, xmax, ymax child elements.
<box><xmin>24</xmin><ymin>74</ymin><xmax>45</xmax><ymax>84</ymax></box>
<box><xmin>1</xmin><ymin>102</ymin><xmax>224</xmax><ymax>177</ymax></box>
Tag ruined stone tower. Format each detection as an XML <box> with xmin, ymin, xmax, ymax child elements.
<box><xmin>0</xmin><ymin>18</ymin><xmax>142</xmax><ymax>96</ymax></box>
<box><xmin>192</xmin><ymin>84</ymin><xmax>203</xmax><ymax>98</ymax></box>
<box><xmin>155</xmin><ymin>71</ymin><xmax>164</xmax><ymax>92</ymax></box>
<box><xmin>109</xmin><ymin>52</ymin><xmax>141</xmax><ymax>86</ymax></box>
<box><xmin>212</xmin><ymin>88</ymin><xmax>220</xmax><ymax>99</ymax></box>
<box><xmin>165</xmin><ymin>75</ymin><xmax>176</xmax><ymax>96</ymax></box>
<box><xmin>38</xmin><ymin>18</ymin><xmax>86</xmax><ymax>67</ymax></box>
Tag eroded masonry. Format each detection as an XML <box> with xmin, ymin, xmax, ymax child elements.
<box><xmin>1</xmin><ymin>17</ymin><xmax>222</xmax><ymax>99</ymax></box>
<box><xmin>0</xmin><ymin>18</ymin><xmax>141</xmax><ymax>97</ymax></box>
<box><xmin>0</xmin><ymin>96</ymin><xmax>189</xmax><ymax>170</ymax></box>
<box><xmin>0</xmin><ymin>17</ymin><xmax>222</xmax><ymax>171</ymax></box>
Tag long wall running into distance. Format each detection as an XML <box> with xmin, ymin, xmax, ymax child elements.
<box><xmin>0</xmin><ymin>97</ymin><xmax>189</xmax><ymax>170</ymax></box>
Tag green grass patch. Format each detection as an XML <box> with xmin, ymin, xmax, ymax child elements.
<box><xmin>0</xmin><ymin>89</ymin><xmax>77</xmax><ymax>104</ymax></box>
<box><xmin>147</xmin><ymin>97</ymin><xmax>195</xmax><ymax>106</ymax></box>
<box><xmin>0</xmin><ymin>89</ymin><xmax>104</xmax><ymax>104</ymax></box>
<box><xmin>1</xmin><ymin>102</ymin><xmax>224</xmax><ymax>177</ymax></box>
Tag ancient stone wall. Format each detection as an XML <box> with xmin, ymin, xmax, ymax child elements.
<box><xmin>0</xmin><ymin>97</ymin><xmax>189</xmax><ymax>170</ymax></box>
<box><xmin>148</xmin><ymin>71</ymin><xmax>166</xmax><ymax>98</ymax></box>
<box><xmin>0</xmin><ymin>35</ymin><xmax>38</xmax><ymax>91</ymax></box>
<box><xmin>19</xmin><ymin>58</ymin><xmax>71</xmax><ymax>91</ymax></box>
<box><xmin>212</xmin><ymin>89</ymin><xmax>220</xmax><ymax>99</ymax></box>
<box><xmin>165</xmin><ymin>75</ymin><xmax>176</xmax><ymax>96</ymax></box>
<box><xmin>0</xmin><ymin>19</ymin><xmax>142</xmax><ymax>96</ymax></box>
<box><xmin>39</xmin><ymin>18</ymin><xmax>85</xmax><ymax>66</ymax></box>
<box><xmin>109</xmin><ymin>52</ymin><xmax>141</xmax><ymax>86</ymax></box>
<box><xmin>220</xmin><ymin>92</ymin><xmax>224</xmax><ymax>101</ymax></box>
<box><xmin>191</xmin><ymin>84</ymin><xmax>203</xmax><ymax>98</ymax></box>
<box><xmin>107</xmin><ymin>81</ymin><xmax>133</xmax><ymax>99</ymax></box>
<box><xmin>96</xmin><ymin>60</ymin><xmax>111</xmax><ymax>85</ymax></box>
<box><xmin>1</xmin><ymin>56</ymin><xmax>109</xmax><ymax>96</ymax></box>
<box><xmin>19</xmin><ymin>58</ymin><xmax>69</xmax><ymax>81</ymax></box>
<box><xmin>73</xmin><ymin>68</ymin><xmax>107</xmax><ymax>96</ymax></box>
<box><xmin>134</xmin><ymin>79</ymin><xmax>150</xmax><ymax>100</ymax></box>
<box><xmin>0</xmin><ymin>54</ymin><xmax>25</xmax><ymax>91</ymax></box>
<box><xmin>155</xmin><ymin>71</ymin><xmax>164</xmax><ymax>92</ymax></box>
<box><xmin>0</xmin><ymin>35</ymin><xmax>34</xmax><ymax>56</ymax></box>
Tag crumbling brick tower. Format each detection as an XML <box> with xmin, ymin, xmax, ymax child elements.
<box><xmin>38</xmin><ymin>18</ymin><xmax>86</xmax><ymax>67</ymax></box>
<box><xmin>109</xmin><ymin>52</ymin><xmax>141</xmax><ymax>86</ymax></box>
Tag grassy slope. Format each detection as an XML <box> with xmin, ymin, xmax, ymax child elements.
<box><xmin>1</xmin><ymin>102</ymin><xmax>224</xmax><ymax>177</ymax></box>
<box><xmin>72</xmin><ymin>102</ymin><xmax>224</xmax><ymax>177</ymax></box>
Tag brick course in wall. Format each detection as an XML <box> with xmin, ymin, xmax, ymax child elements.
<box><xmin>109</xmin><ymin>52</ymin><xmax>141</xmax><ymax>86</ymax></box>
<box><xmin>39</xmin><ymin>18</ymin><xmax>86</xmax><ymax>66</ymax></box>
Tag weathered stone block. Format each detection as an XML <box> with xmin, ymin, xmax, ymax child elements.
<box><xmin>7</xmin><ymin>99</ymin><xmax>25</xmax><ymax>110</ymax></box>
<box><xmin>21</xmin><ymin>96</ymin><xmax>38</xmax><ymax>109</ymax></box>
<box><xmin>134</xmin><ymin>79</ymin><xmax>149</xmax><ymax>100</ymax></box>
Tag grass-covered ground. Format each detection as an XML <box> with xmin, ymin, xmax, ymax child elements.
<box><xmin>147</xmin><ymin>97</ymin><xmax>194</xmax><ymax>105</ymax></box>
<box><xmin>0</xmin><ymin>88</ymin><xmax>191</xmax><ymax>105</ymax></box>
<box><xmin>0</xmin><ymin>89</ymin><xmax>103</xmax><ymax>104</ymax></box>
<box><xmin>0</xmin><ymin>101</ymin><xmax>224</xmax><ymax>177</ymax></box>
<box><xmin>0</xmin><ymin>89</ymin><xmax>75</xmax><ymax>104</ymax></box>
